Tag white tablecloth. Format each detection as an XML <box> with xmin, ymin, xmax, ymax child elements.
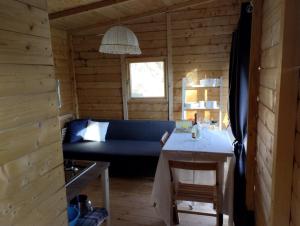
<box><xmin>151</xmin><ymin>130</ymin><xmax>235</xmax><ymax>226</ymax></box>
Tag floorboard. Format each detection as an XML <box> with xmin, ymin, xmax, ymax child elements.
<box><xmin>80</xmin><ymin>177</ymin><xmax>229</xmax><ymax>226</ymax></box>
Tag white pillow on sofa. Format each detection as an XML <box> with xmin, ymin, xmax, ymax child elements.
<box><xmin>83</xmin><ymin>120</ymin><xmax>109</xmax><ymax>142</ymax></box>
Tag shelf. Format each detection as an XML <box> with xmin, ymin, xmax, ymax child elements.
<box><xmin>184</xmin><ymin>101</ymin><xmax>219</xmax><ymax>110</ymax></box>
<box><xmin>184</xmin><ymin>107</ymin><xmax>220</xmax><ymax>110</ymax></box>
<box><xmin>64</xmin><ymin>160</ymin><xmax>110</xmax><ymax>202</ymax></box>
<box><xmin>185</xmin><ymin>85</ymin><xmax>220</xmax><ymax>89</ymax></box>
<box><xmin>181</xmin><ymin>77</ymin><xmax>222</xmax><ymax>120</ymax></box>
<box><xmin>64</xmin><ymin>161</ymin><xmax>96</xmax><ymax>188</ymax></box>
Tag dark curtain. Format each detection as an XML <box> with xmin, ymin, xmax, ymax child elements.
<box><xmin>228</xmin><ymin>2</ymin><xmax>253</xmax><ymax>226</ymax></box>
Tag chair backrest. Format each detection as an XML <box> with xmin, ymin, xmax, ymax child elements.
<box><xmin>160</xmin><ymin>131</ymin><xmax>169</xmax><ymax>147</ymax></box>
<box><xmin>168</xmin><ymin>160</ymin><xmax>219</xmax><ymax>185</ymax></box>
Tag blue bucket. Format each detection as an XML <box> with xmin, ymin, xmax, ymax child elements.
<box><xmin>67</xmin><ymin>206</ymin><xmax>80</xmax><ymax>226</ymax></box>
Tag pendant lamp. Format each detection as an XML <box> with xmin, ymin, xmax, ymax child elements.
<box><xmin>99</xmin><ymin>26</ymin><xmax>141</xmax><ymax>55</ymax></box>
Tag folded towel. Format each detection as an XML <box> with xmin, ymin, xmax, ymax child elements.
<box><xmin>76</xmin><ymin>208</ymin><xmax>108</xmax><ymax>226</ymax></box>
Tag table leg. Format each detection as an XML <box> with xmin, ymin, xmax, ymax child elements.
<box><xmin>218</xmin><ymin>162</ymin><xmax>224</xmax><ymax>226</ymax></box>
<box><xmin>101</xmin><ymin>168</ymin><xmax>110</xmax><ymax>226</ymax></box>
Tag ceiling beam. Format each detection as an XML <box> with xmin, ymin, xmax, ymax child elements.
<box><xmin>49</xmin><ymin>0</ymin><xmax>131</xmax><ymax>20</ymax></box>
<box><xmin>70</xmin><ymin>0</ymin><xmax>216</xmax><ymax>35</ymax></box>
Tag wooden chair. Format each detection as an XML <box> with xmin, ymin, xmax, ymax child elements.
<box><xmin>160</xmin><ymin>131</ymin><xmax>169</xmax><ymax>147</ymax></box>
<box><xmin>168</xmin><ymin>160</ymin><xmax>221</xmax><ymax>226</ymax></box>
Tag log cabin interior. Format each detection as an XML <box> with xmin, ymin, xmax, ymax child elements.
<box><xmin>0</xmin><ymin>0</ymin><xmax>299</xmax><ymax>226</ymax></box>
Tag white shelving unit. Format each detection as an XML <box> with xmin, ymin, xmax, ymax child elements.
<box><xmin>181</xmin><ymin>78</ymin><xmax>222</xmax><ymax>121</ymax></box>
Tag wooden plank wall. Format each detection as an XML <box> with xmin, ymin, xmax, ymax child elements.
<box><xmin>171</xmin><ymin>1</ymin><xmax>240</xmax><ymax>121</ymax></box>
<box><xmin>255</xmin><ymin>0</ymin><xmax>283</xmax><ymax>225</ymax></box>
<box><xmin>125</xmin><ymin>14</ymin><xmax>168</xmax><ymax>120</ymax></box>
<box><xmin>0</xmin><ymin>0</ymin><xmax>67</xmax><ymax>225</ymax></box>
<box><xmin>72</xmin><ymin>33</ymin><xmax>123</xmax><ymax>119</ymax></box>
<box><xmin>51</xmin><ymin>27</ymin><xmax>77</xmax><ymax>117</ymax></box>
<box><xmin>71</xmin><ymin>1</ymin><xmax>240</xmax><ymax>121</ymax></box>
<box><xmin>72</xmin><ymin>13</ymin><xmax>167</xmax><ymax>120</ymax></box>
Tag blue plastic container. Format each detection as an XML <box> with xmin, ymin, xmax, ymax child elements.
<box><xmin>67</xmin><ymin>206</ymin><xmax>80</xmax><ymax>226</ymax></box>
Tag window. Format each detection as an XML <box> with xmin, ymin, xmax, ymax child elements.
<box><xmin>128</xmin><ymin>60</ymin><xmax>166</xmax><ymax>98</ymax></box>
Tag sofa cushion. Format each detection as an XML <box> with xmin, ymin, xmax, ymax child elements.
<box><xmin>104</xmin><ymin>120</ymin><xmax>175</xmax><ymax>141</ymax></box>
<box><xmin>63</xmin><ymin>140</ymin><xmax>161</xmax><ymax>159</ymax></box>
<box><xmin>65</xmin><ymin>119</ymin><xmax>89</xmax><ymax>143</ymax></box>
<box><xmin>83</xmin><ymin>121</ymin><xmax>109</xmax><ymax>142</ymax></box>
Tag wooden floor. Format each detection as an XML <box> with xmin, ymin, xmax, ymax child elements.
<box><xmin>80</xmin><ymin>177</ymin><xmax>228</xmax><ymax>226</ymax></box>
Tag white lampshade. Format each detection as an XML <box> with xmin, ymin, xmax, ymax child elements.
<box><xmin>99</xmin><ymin>26</ymin><xmax>141</xmax><ymax>55</ymax></box>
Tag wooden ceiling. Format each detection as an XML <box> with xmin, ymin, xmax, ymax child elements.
<box><xmin>47</xmin><ymin>0</ymin><xmax>215</xmax><ymax>32</ymax></box>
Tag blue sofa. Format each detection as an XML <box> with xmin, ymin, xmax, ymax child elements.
<box><xmin>63</xmin><ymin>120</ymin><xmax>175</xmax><ymax>176</ymax></box>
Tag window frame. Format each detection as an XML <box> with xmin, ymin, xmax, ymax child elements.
<box><xmin>126</xmin><ymin>57</ymin><xmax>168</xmax><ymax>101</ymax></box>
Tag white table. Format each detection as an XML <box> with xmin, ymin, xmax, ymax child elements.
<box><xmin>151</xmin><ymin>129</ymin><xmax>234</xmax><ymax>226</ymax></box>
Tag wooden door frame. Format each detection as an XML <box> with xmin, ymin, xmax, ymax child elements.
<box><xmin>270</xmin><ymin>1</ymin><xmax>299</xmax><ymax>226</ymax></box>
<box><xmin>245</xmin><ymin>0</ymin><xmax>263</xmax><ymax>211</ymax></box>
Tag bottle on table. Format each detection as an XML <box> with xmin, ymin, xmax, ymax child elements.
<box><xmin>191</xmin><ymin>113</ymin><xmax>200</xmax><ymax>139</ymax></box>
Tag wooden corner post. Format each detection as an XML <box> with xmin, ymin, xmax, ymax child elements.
<box><xmin>167</xmin><ymin>13</ymin><xmax>174</xmax><ymax>121</ymax></box>
<box><xmin>246</xmin><ymin>0</ymin><xmax>263</xmax><ymax>211</ymax></box>
<box><xmin>121</xmin><ymin>55</ymin><xmax>129</xmax><ymax>120</ymax></box>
